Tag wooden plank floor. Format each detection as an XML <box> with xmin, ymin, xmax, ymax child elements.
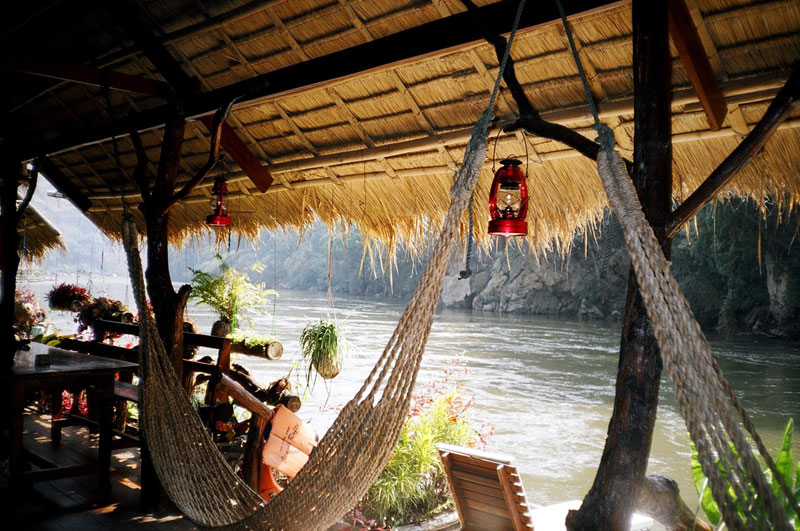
<box><xmin>2</xmin><ymin>408</ymin><xmax>196</xmax><ymax>530</ymax></box>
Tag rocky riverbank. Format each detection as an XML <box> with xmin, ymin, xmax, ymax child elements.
<box><xmin>441</xmin><ymin>241</ymin><xmax>629</xmax><ymax>320</ymax></box>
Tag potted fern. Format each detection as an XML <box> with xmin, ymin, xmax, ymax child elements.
<box><xmin>189</xmin><ymin>257</ymin><xmax>276</xmax><ymax>337</ymax></box>
<box><xmin>300</xmin><ymin>319</ymin><xmax>345</xmax><ymax>381</ymax></box>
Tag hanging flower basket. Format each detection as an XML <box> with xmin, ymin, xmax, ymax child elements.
<box><xmin>45</xmin><ymin>283</ymin><xmax>90</xmax><ymax>312</ymax></box>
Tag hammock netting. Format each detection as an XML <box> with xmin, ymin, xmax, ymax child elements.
<box><xmin>117</xmin><ymin>1</ymin><xmax>797</xmax><ymax>528</ymax></box>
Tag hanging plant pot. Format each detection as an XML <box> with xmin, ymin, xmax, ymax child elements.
<box><xmin>45</xmin><ymin>283</ymin><xmax>90</xmax><ymax>312</ymax></box>
<box><xmin>211</xmin><ymin>319</ymin><xmax>233</xmax><ymax>338</ymax></box>
<box><xmin>312</xmin><ymin>355</ymin><xmax>342</xmax><ymax>380</ymax></box>
<box><xmin>300</xmin><ymin>319</ymin><xmax>345</xmax><ymax>382</ymax></box>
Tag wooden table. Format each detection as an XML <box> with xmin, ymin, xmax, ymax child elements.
<box><xmin>1</xmin><ymin>342</ymin><xmax>137</xmax><ymax>496</ymax></box>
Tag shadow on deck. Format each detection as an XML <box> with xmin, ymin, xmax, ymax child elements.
<box><xmin>1</xmin><ymin>408</ymin><xmax>196</xmax><ymax>530</ymax></box>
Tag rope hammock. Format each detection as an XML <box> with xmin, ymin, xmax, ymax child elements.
<box><xmin>554</xmin><ymin>1</ymin><xmax>799</xmax><ymax>528</ymax></box>
<box><xmin>117</xmin><ymin>2</ymin><xmax>526</xmax><ymax>529</ymax></box>
<box><xmin>114</xmin><ymin>0</ymin><xmax>797</xmax><ymax>528</ymax></box>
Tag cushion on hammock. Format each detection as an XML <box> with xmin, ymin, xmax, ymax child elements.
<box><xmin>269</xmin><ymin>404</ymin><xmax>317</xmax><ymax>455</ymax></box>
<box><xmin>261</xmin><ymin>405</ymin><xmax>317</xmax><ymax>478</ymax></box>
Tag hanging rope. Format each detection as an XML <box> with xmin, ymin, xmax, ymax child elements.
<box><xmin>555</xmin><ymin>0</ymin><xmax>797</xmax><ymax>528</ymax></box>
<box><xmin>119</xmin><ymin>1</ymin><xmax>527</xmax><ymax>529</ymax></box>
<box><xmin>459</xmin><ymin>193</ymin><xmax>474</xmax><ymax>280</ymax></box>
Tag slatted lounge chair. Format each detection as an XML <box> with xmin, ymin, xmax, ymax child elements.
<box><xmin>438</xmin><ymin>443</ymin><xmax>534</xmax><ymax>531</ymax></box>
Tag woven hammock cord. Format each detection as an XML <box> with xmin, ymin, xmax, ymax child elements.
<box><xmin>460</xmin><ymin>193</ymin><xmax>474</xmax><ymax>279</ymax></box>
<box><xmin>555</xmin><ymin>0</ymin><xmax>797</xmax><ymax>527</ymax></box>
<box><xmin>119</xmin><ymin>1</ymin><xmax>528</xmax><ymax>530</ymax></box>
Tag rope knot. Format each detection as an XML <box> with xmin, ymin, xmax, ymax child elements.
<box><xmin>593</xmin><ymin>122</ymin><xmax>616</xmax><ymax>155</ymax></box>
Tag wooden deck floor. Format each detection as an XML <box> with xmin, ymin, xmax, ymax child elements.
<box><xmin>2</xmin><ymin>408</ymin><xmax>196</xmax><ymax>530</ymax></box>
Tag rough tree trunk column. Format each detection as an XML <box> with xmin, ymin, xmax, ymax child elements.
<box><xmin>143</xmin><ymin>208</ymin><xmax>189</xmax><ymax>378</ymax></box>
<box><xmin>139</xmin><ymin>104</ymin><xmax>191</xmax><ymax>511</ymax></box>
<box><xmin>1</xmin><ymin>156</ymin><xmax>21</xmax><ymax>368</ymax></box>
<box><xmin>567</xmin><ymin>1</ymin><xmax>673</xmax><ymax>529</ymax></box>
<box><xmin>143</xmin><ymin>104</ymin><xmax>188</xmax><ymax>379</ymax></box>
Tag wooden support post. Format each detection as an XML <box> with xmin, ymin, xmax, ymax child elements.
<box><xmin>243</xmin><ymin>415</ymin><xmax>267</xmax><ymax>492</ymax></box>
<box><xmin>142</xmin><ymin>105</ymin><xmax>188</xmax><ymax>378</ymax></box>
<box><xmin>0</xmin><ymin>155</ymin><xmax>21</xmax><ymax>368</ymax></box>
<box><xmin>567</xmin><ymin>0</ymin><xmax>672</xmax><ymax>529</ymax></box>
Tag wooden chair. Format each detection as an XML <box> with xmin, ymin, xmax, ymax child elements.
<box><xmin>438</xmin><ymin>443</ymin><xmax>534</xmax><ymax>531</ymax></box>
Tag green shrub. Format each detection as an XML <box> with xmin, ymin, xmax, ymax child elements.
<box><xmin>359</xmin><ymin>364</ymin><xmax>493</xmax><ymax>527</ymax></box>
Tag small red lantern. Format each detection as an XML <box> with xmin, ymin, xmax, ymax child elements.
<box><xmin>488</xmin><ymin>157</ymin><xmax>528</xmax><ymax>237</ymax></box>
<box><xmin>206</xmin><ymin>176</ymin><xmax>232</xmax><ymax>227</ymax></box>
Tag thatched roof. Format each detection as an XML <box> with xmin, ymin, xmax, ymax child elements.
<box><xmin>17</xmin><ymin>202</ymin><xmax>65</xmax><ymax>262</ymax></box>
<box><xmin>5</xmin><ymin>0</ymin><xmax>800</xmax><ymax>255</ymax></box>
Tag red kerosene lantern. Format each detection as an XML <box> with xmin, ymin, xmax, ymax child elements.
<box><xmin>488</xmin><ymin>157</ymin><xmax>528</xmax><ymax>237</ymax></box>
<box><xmin>206</xmin><ymin>176</ymin><xmax>232</xmax><ymax>227</ymax></box>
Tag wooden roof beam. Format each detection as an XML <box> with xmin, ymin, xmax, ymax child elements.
<box><xmin>668</xmin><ymin>0</ymin><xmax>726</xmax><ymax>130</ymax></box>
<box><xmin>666</xmin><ymin>66</ymin><xmax>800</xmax><ymax>238</ymax></box>
<box><xmin>101</xmin><ymin>0</ymin><xmax>199</xmax><ymax>98</ymax></box>
<box><xmin>199</xmin><ymin>116</ymin><xmax>273</xmax><ymax>193</ymax></box>
<box><xmin>3</xmin><ymin>58</ymin><xmax>171</xmax><ymax>98</ymax></box>
<box><xmin>20</xmin><ymin>0</ymin><xmax>619</xmax><ymax>161</ymax></box>
<box><xmin>35</xmin><ymin>157</ymin><xmax>92</xmax><ymax>212</ymax></box>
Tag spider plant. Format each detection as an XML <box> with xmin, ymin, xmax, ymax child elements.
<box><xmin>300</xmin><ymin>319</ymin><xmax>345</xmax><ymax>383</ymax></box>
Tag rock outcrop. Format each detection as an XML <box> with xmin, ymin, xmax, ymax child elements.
<box><xmin>442</xmin><ymin>239</ymin><xmax>629</xmax><ymax>320</ymax></box>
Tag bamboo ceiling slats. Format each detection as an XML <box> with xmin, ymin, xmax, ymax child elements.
<box><xmin>5</xmin><ymin>0</ymin><xmax>800</xmax><ymax>256</ymax></box>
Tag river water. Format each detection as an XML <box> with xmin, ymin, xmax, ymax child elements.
<box><xmin>21</xmin><ymin>276</ymin><xmax>800</xmax><ymax>515</ymax></box>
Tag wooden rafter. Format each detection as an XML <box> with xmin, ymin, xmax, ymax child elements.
<box><xmin>666</xmin><ymin>66</ymin><xmax>800</xmax><ymax>238</ymax></box>
<box><xmin>85</xmin><ymin>95</ymin><xmax>800</xmax><ymax>205</ymax></box>
<box><xmin>102</xmin><ymin>0</ymin><xmax>198</xmax><ymax>97</ymax></box>
<box><xmin>199</xmin><ymin>116</ymin><xmax>274</xmax><ymax>193</ymax></box>
<box><xmin>35</xmin><ymin>157</ymin><xmax>92</xmax><ymax>212</ymax></box>
<box><xmin>3</xmin><ymin>58</ymin><xmax>171</xmax><ymax>98</ymax></box>
<box><xmin>85</xmin><ymin>114</ymin><xmax>800</xmax><ymax>211</ymax></box>
<box><xmin>668</xmin><ymin>0</ymin><xmax>726</xmax><ymax>130</ymax></box>
<box><xmin>169</xmin><ymin>11</ymin><xmax>293</xmax><ymax>193</ymax></box>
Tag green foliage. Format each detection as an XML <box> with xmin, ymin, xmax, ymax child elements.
<box><xmin>363</xmin><ymin>391</ymin><xmax>479</xmax><ymax>527</ymax></box>
<box><xmin>691</xmin><ymin>418</ymin><xmax>799</xmax><ymax>529</ymax></box>
<box><xmin>174</xmin><ymin>224</ymin><xmax>429</xmax><ymax>299</ymax></box>
<box><xmin>299</xmin><ymin>319</ymin><xmax>345</xmax><ymax>383</ymax></box>
<box><xmin>358</xmin><ymin>362</ymin><xmax>493</xmax><ymax>528</ymax></box>
<box><xmin>189</xmin><ymin>256</ymin><xmax>276</xmax><ymax>328</ymax></box>
<box><xmin>672</xmin><ymin>199</ymin><xmax>800</xmax><ymax>335</ymax></box>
